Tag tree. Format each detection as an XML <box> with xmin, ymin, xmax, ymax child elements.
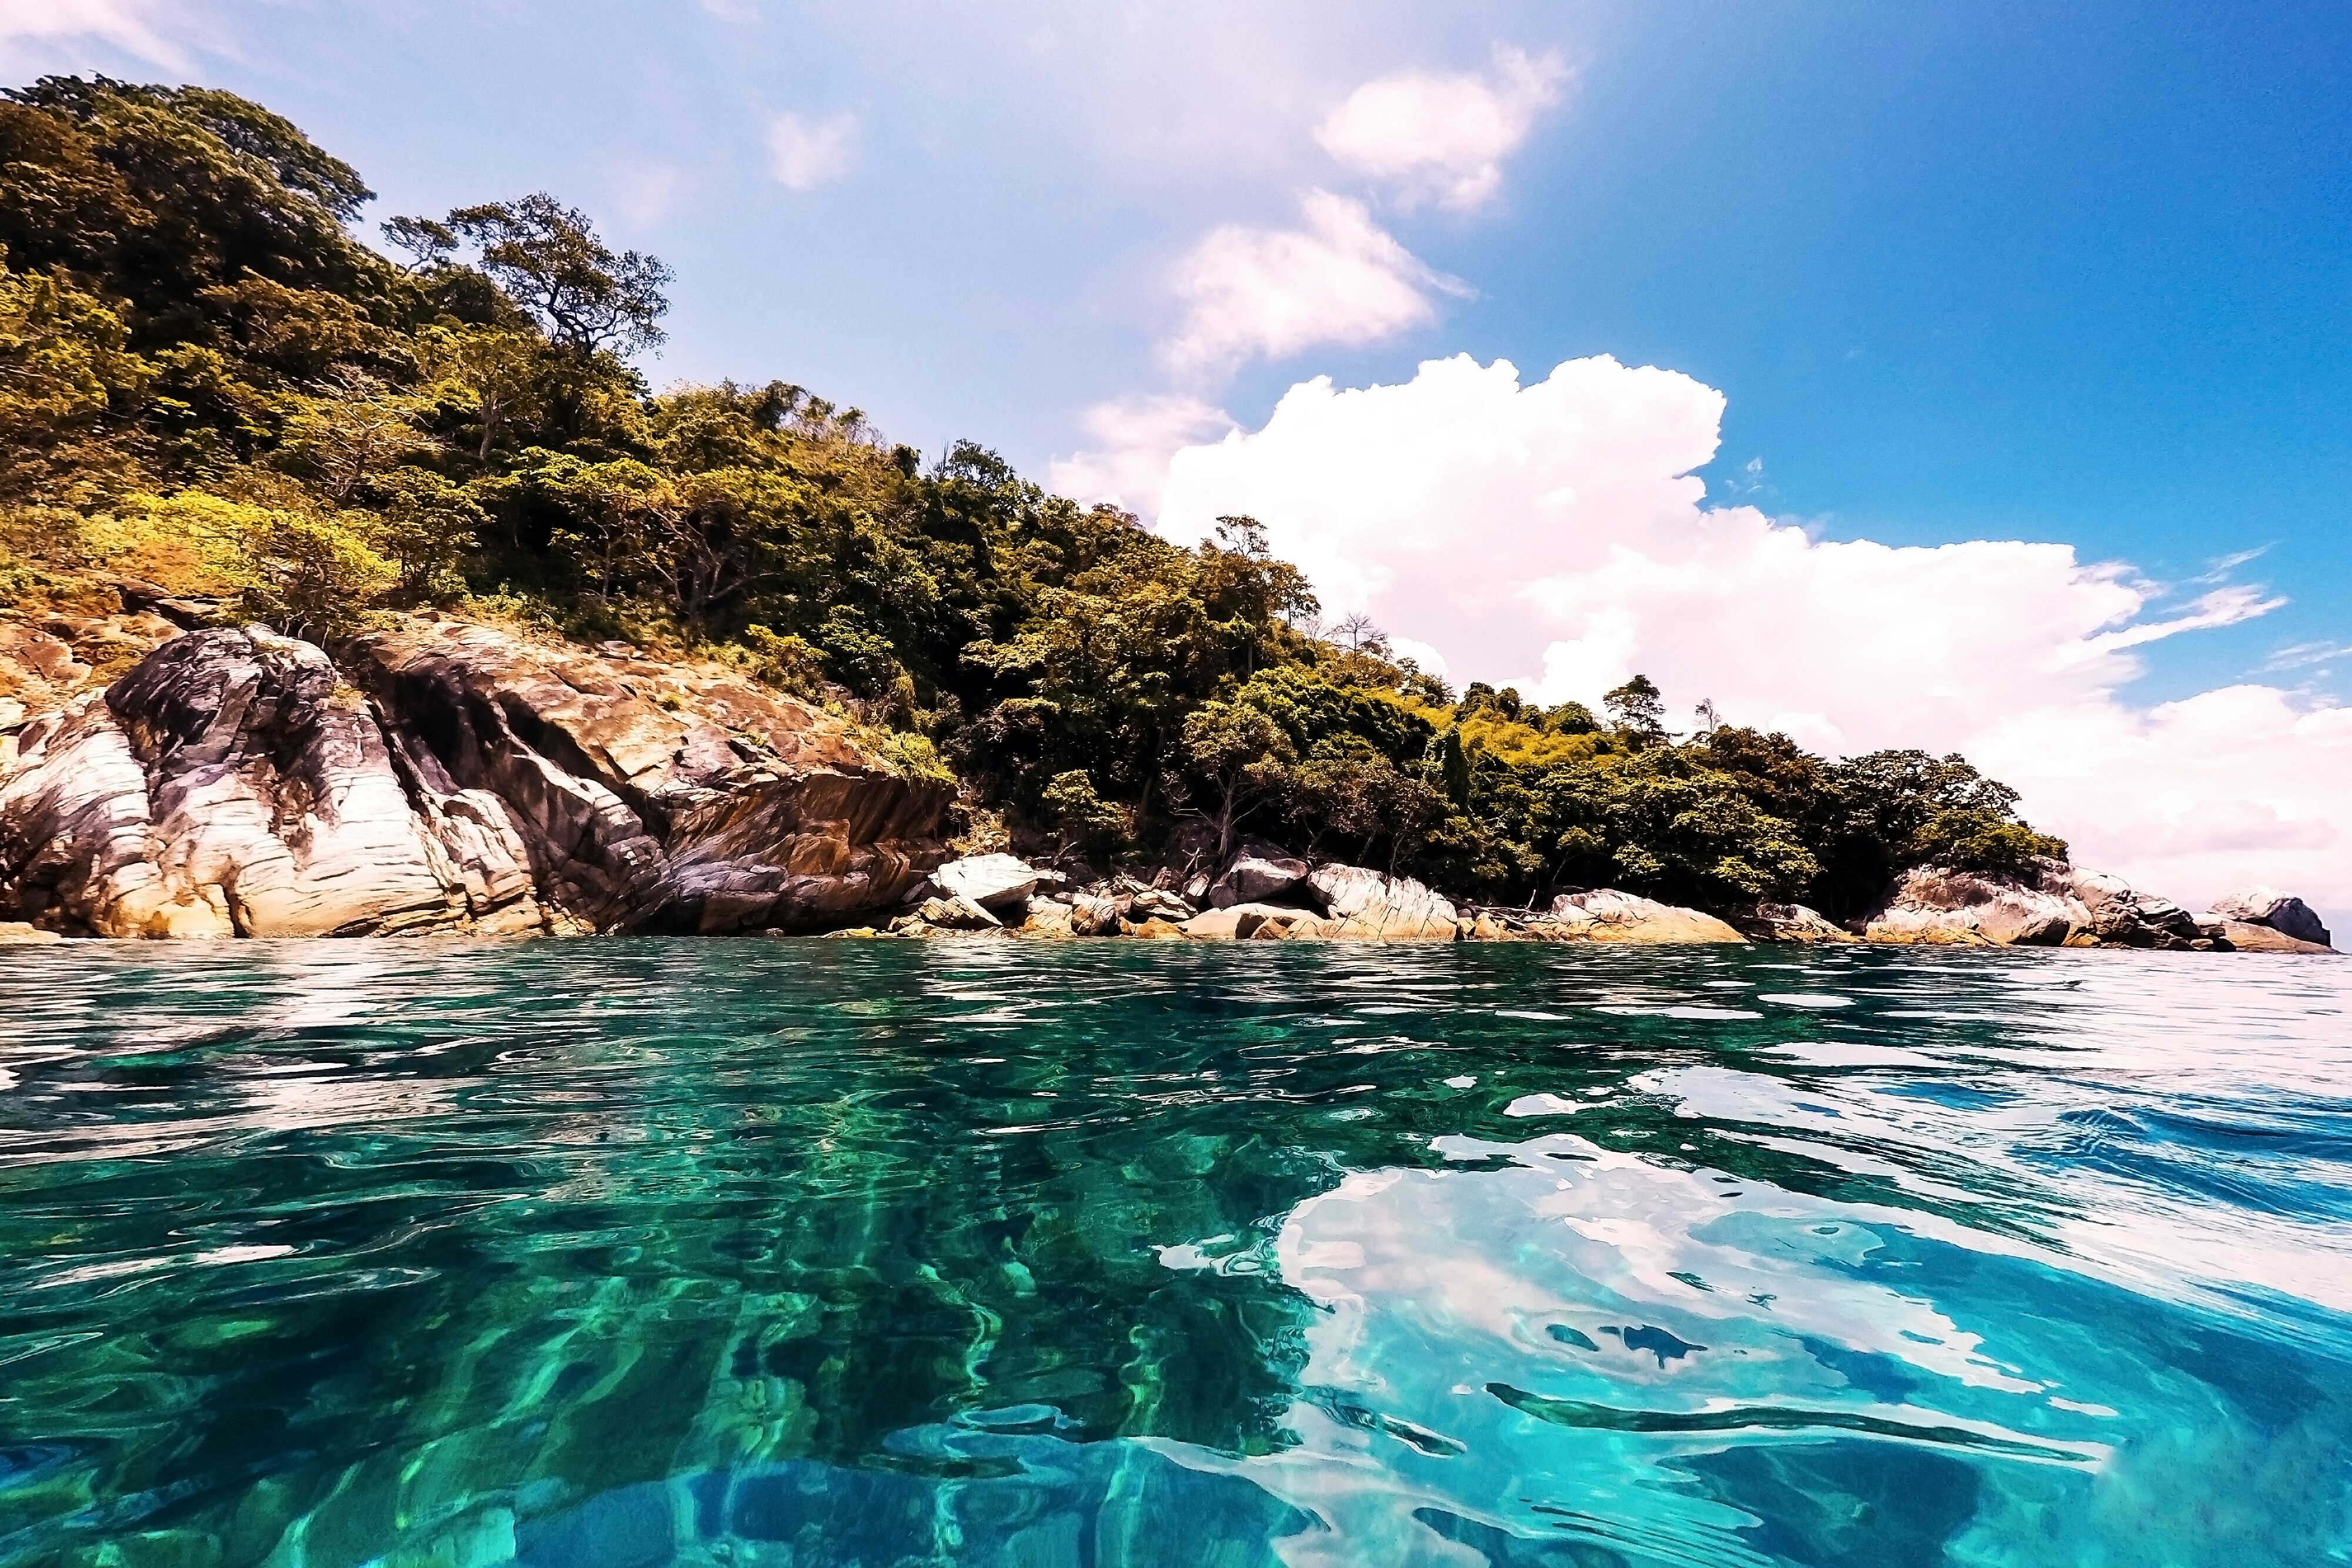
<box><xmin>416</xmin><ymin>325</ymin><xmax>545</xmax><ymax>462</ymax></box>
<box><xmin>159</xmin><ymin>490</ymin><xmax>397</xmax><ymax>641</ymax></box>
<box><xmin>440</xmin><ymin>195</ymin><xmax>671</xmax><ymax>359</ymax></box>
<box><xmin>1182</xmin><ymin>699</ymin><xmax>1295</xmax><ymax>862</ymax></box>
<box><xmin>1603</xmin><ymin>673</ymin><xmax>1666</xmax><ymax>743</ymax></box>
<box><xmin>272</xmin><ymin>369</ymin><xmax>440</xmax><ymax>503</ymax></box>
<box><xmin>0</xmin><ymin>254</ymin><xmax>152</xmax><ymax>507</ymax></box>
<box><xmin>1040</xmin><ymin>769</ymin><xmax>1127</xmax><ymax>863</ymax></box>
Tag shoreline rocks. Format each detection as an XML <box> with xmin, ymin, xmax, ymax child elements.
<box><xmin>6</xmin><ymin>621</ymin><xmax>2334</xmax><ymax>955</ymax></box>
<box><xmin>0</xmin><ymin>620</ymin><xmax>948</xmax><ymax>938</ymax></box>
<box><xmin>1863</xmin><ymin>860</ymin><xmax>2214</xmax><ymax>950</ymax></box>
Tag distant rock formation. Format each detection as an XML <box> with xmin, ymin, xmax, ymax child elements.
<box><xmin>2209</xmin><ymin>885</ymin><xmax>2332</xmax><ymax>949</ymax></box>
<box><xmin>1860</xmin><ymin>859</ymin><xmax>2336</xmax><ymax>951</ymax></box>
<box><xmin>0</xmin><ymin>620</ymin><xmax>947</xmax><ymax>937</ymax></box>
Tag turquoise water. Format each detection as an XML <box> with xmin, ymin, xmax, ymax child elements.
<box><xmin>1</xmin><ymin>942</ymin><xmax>2348</xmax><ymax>1568</ymax></box>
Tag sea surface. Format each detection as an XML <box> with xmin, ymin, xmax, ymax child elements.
<box><xmin>1</xmin><ymin>940</ymin><xmax>2348</xmax><ymax>1568</ymax></box>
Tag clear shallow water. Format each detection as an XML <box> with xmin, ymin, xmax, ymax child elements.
<box><xmin>1</xmin><ymin>942</ymin><xmax>2348</xmax><ymax>1568</ymax></box>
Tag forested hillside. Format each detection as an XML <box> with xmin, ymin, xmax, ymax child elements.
<box><xmin>0</xmin><ymin>75</ymin><xmax>2065</xmax><ymax>916</ymax></box>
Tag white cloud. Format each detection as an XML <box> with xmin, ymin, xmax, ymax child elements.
<box><xmin>1047</xmin><ymin>394</ymin><xmax>1237</xmax><ymax>513</ymax></box>
<box><xmin>1161</xmin><ymin>189</ymin><xmax>1465</xmax><ymax>377</ymax></box>
<box><xmin>1316</xmin><ymin>45</ymin><xmax>1568</xmax><ymax>210</ymax></box>
<box><xmin>1156</xmin><ymin>352</ymin><xmax>2352</xmax><ymax>915</ymax></box>
<box><xmin>766</xmin><ymin>110</ymin><xmax>858</xmax><ymax>192</ymax></box>
<box><xmin>0</xmin><ymin>0</ymin><xmax>185</xmax><ymax>68</ymax></box>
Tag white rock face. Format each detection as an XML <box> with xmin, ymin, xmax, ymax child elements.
<box><xmin>2210</xmin><ymin>885</ymin><xmax>2332</xmax><ymax>948</ymax></box>
<box><xmin>1305</xmin><ymin>864</ymin><xmax>1458</xmax><ymax>941</ymax></box>
<box><xmin>932</xmin><ymin>853</ymin><xmax>1059</xmax><ymax>911</ymax></box>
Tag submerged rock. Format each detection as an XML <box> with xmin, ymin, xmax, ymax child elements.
<box><xmin>0</xmin><ymin>619</ymin><xmax>948</xmax><ymax>938</ymax></box>
<box><xmin>2210</xmin><ymin>885</ymin><xmax>2332</xmax><ymax>948</ymax></box>
<box><xmin>1305</xmin><ymin>864</ymin><xmax>1459</xmax><ymax>941</ymax></box>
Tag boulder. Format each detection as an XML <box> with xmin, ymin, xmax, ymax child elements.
<box><xmin>916</xmin><ymin>895</ymin><xmax>999</xmax><ymax>930</ymax></box>
<box><xmin>1726</xmin><ymin>902</ymin><xmax>1854</xmax><ymax>944</ymax></box>
<box><xmin>349</xmin><ymin>619</ymin><xmax>946</xmax><ymax>934</ymax></box>
<box><xmin>2214</xmin><ymin>920</ymin><xmax>2333</xmax><ymax>955</ymax></box>
<box><xmin>1014</xmin><ymin>897</ymin><xmax>1078</xmax><ymax>938</ymax></box>
<box><xmin>1124</xmin><ymin>915</ymin><xmax>1190</xmax><ymax>940</ymax></box>
<box><xmin>0</xmin><ymin>618</ymin><xmax>950</xmax><ymax>938</ymax></box>
<box><xmin>1127</xmin><ymin>887</ymin><xmax>1195</xmax><ymax>922</ymax></box>
<box><xmin>1208</xmin><ymin>838</ymin><xmax>1309</xmax><ymax>908</ymax></box>
<box><xmin>933</xmin><ymin>852</ymin><xmax>1060</xmax><ymax>912</ymax></box>
<box><xmin>0</xmin><ymin>920</ymin><xmax>61</xmax><ymax>944</ymax></box>
<box><xmin>2210</xmin><ymin>885</ymin><xmax>2332</xmax><ymax>948</ymax></box>
<box><xmin>0</xmin><ymin>627</ymin><xmax>510</xmax><ymax>938</ymax></box>
<box><xmin>1069</xmin><ymin>892</ymin><xmax>1123</xmax><ymax>937</ymax></box>
<box><xmin>1182</xmin><ymin>901</ymin><xmax>1327</xmax><ymax>941</ymax></box>
<box><xmin>1304</xmin><ymin>864</ymin><xmax>1459</xmax><ymax>941</ymax></box>
<box><xmin>1535</xmin><ymin>890</ymin><xmax>1748</xmax><ymax>945</ymax></box>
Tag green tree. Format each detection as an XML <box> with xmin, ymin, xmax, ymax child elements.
<box><xmin>159</xmin><ymin>490</ymin><xmax>396</xmax><ymax>640</ymax></box>
<box><xmin>440</xmin><ymin>195</ymin><xmax>671</xmax><ymax>359</ymax></box>
<box><xmin>1182</xmin><ymin>699</ymin><xmax>1295</xmax><ymax>863</ymax></box>
<box><xmin>1603</xmin><ymin>673</ymin><xmax>1666</xmax><ymax>744</ymax></box>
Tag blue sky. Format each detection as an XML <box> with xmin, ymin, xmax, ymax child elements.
<box><xmin>8</xmin><ymin>0</ymin><xmax>2350</xmax><ymax>902</ymax></box>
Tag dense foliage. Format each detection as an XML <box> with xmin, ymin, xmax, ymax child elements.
<box><xmin>0</xmin><ymin>76</ymin><xmax>2066</xmax><ymax>915</ymax></box>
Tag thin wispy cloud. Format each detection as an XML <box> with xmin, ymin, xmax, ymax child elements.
<box><xmin>2263</xmin><ymin>640</ymin><xmax>2352</xmax><ymax>674</ymax></box>
<box><xmin>0</xmin><ymin>0</ymin><xmax>186</xmax><ymax>69</ymax></box>
<box><xmin>1161</xmin><ymin>189</ymin><xmax>1467</xmax><ymax>377</ymax></box>
<box><xmin>1317</xmin><ymin>45</ymin><xmax>1568</xmax><ymax>210</ymax></box>
<box><xmin>767</xmin><ymin>111</ymin><xmax>858</xmax><ymax>192</ymax></box>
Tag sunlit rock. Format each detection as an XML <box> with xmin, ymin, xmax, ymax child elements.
<box><xmin>2210</xmin><ymin>885</ymin><xmax>2332</xmax><ymax>948</ymax></box>
<box><xmin>1534</xmin><ymin>888</ymin><xmax>1748</xmax><ymax>944</ymax></box>
<box><xmin>1304</xmin><ymin>864</ymin><xmax>1459</xmax><ymax>941</ymax></box>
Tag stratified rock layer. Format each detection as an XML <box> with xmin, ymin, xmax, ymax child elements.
<box><xmin>0</xmin><ymin>620</ymin><xmax>948</xmax><ymax>937</ymax></box>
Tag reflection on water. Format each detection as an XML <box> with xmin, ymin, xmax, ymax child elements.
<box><xmin>1</xmin><ymin>941</ymin><xmax>2348</xmax><ymax>1566</ymax></box>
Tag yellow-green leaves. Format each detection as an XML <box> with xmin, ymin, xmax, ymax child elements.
<box><xmin>136</xmin><ymin>492</ymin><xmax>395</xmax><ymax>641</ymax></box>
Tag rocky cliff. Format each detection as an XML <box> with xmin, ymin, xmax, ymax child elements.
<box><xmin>0</xmin><ymin>617</ymin><xmax>947</xmax><ymax>938</ymax></box>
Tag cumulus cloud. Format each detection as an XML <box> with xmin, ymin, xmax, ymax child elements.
<box><xmin>1316</xmin><ymin>45</ymin><xmax>1568</xmax><ymax>210</ymax></box>
<box><xmin>1161</xmin><ymin>189</ymin><xmax>1466</xmax><ymax>377</ymax></box>
<box><xmin>767</xmin><ymin>110</ymin><xmax>858</xmax><ymax>192</ymax></box>
<box><xmin>0</xmin><ymin>0</ymin><xmax>185</xmax><ymax>68</ymax></box>
<box><xmin>1154</xmin><ymin>353</ymin><xmax>2350</xmax><ymax>913</ymax></box>
<box><xmin>1047</xmin><ymin>394</ymin><xmax>1237</xmax><ymax>513</ymax></box>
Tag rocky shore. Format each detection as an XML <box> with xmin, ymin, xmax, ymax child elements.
<box><xmin>0</xmin><ymin>611</ymin><xmax>2334</xmax><ymax>954</ymax></box>
<box><xmin>844</xmin><ymin>847</ymin><xmax>2333</xmax><ymax>954</ymax></box>
<box><xmin>1</xmin><ymin>609</ymin><xmax>946</xmax><ymax>940</ymax></box>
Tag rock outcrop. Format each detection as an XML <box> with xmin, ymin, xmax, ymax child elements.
<box><xmin>1304</xmin><ymin>864</ymin><xmax>1459</xmax><ymax>941</ymax></box>
<box><xmin>933</xmin><ymin>852</ymin><xmax>1063</xmax><ymax>913</ymax></box>
<box><xmin>1532</xmin><ymin>890</ymin><xmax>1749</xmax><ymax>944</ymax></box>
<box><xmin>0</xmin><ymin>620</ymin><xmax>948</xmax><ymax>937</ymax></box>
<box><xmin>2210</xmin><ymin>885</ymin><xmax>2332</xmax><ymax>948</ymax></box>
<box><xmin>1725</xmin><ymin>901</ymin><xmax>1853</xmax><ymax>944</ymax></box>
<box><xmin>1863</xmin><ymin>860</ymin><xmax>2207</xmax><ymax>949</ymax></box>
<box><xmin>1208</xmin><ymin>839</ymin><xmax>1309</xmax><ymax>908</ymax></box>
